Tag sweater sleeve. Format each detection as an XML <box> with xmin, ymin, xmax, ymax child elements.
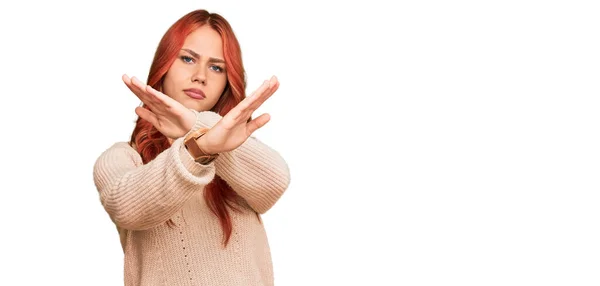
<box><xmin>92</xmin><ymin>115</ymin><xmax>216</xmax><ymax>231</ymax></box>
<box><xmin>192</xmin><ymin>111</ymin><xmax>291</xmax><ymax>214</ymax></box>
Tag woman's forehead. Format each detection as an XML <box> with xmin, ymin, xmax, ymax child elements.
<box><xmin>182</xmin><ymin>26</ymin><xmax>224</xmax><ymax>59</ymax></box>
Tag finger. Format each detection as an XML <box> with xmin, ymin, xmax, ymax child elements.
<box><xmin>240</xmin><ymin>80</ymin><xmax>270</xmax><ymax>109</ymax></box>
<box><xmin>246</xmin><ymin>113</ymin><xmax>271</xmax><ymax>135</ymax></box>
<box><xmin>123</xmin><ymin>75</ymin><xmax>158</xmax><ymax>108</ymax></box>
<box><xmin>228</xmin><ymin>76</ymin><xmax>279</xmax><ymax>123</ymax></box>
<box><xmin>229</xmin><ymin>80</ymin><xmax>271</xmax><ymax>122</ymax></box>
<box><xmin>248</xmin><ymin>79</ymin><xmax>271</xmax><ymax>98</ymax></box>
<box><xmin>248</xmin><ymin>76</ymin><xmax>280</xmax><ymax>111</ymax></box>
<box><xmin>135</xmin><ymin>106</ymin><xmax>159</xmax><ymax>126</ymax></box>
<box><xmin>130</xmin><ymin>76</ymin><xmax>162</xmax><ymax>106</ymax></box>
<box><xmin>242</xmin><ymin>77</ymin><xmax>278</xmax><ymax>111</ymax></box>
<box><xmin>144</xmin><ymin>85</ymin><xmax>179</xmax><ymax>110</ymax></box>
<box><xmin>123</xmin><ymin>75</ymin><xmax>146</xmax><ymax>99</ymax></box>
<box><xmin>130</xmin><ymin>76</ymin><xmax>184</xmax><ymax>115</ymax></box>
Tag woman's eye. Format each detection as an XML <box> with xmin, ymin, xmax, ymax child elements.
<box><xmin>210</xmin><ymin>65</ymin><xmax>224</xmax><ymax>72</ymax></box>
<box><xmin>181</xmin><ymin>56</ymin><xmax>194</xmax><ymax>63</ymax></box>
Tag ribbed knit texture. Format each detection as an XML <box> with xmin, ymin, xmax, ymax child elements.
<box><xmin>93</xmin><ymin>110</ymin><xmax>291</xmax><ymax>286</ymax></box>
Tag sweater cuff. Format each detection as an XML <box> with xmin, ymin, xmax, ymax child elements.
<box><xmin>184</xmin><ymin>109</ymin><xmax>222</xmax><ymax>139</ymax></box>
<box><xmin>176</xmin><ymin>108</ymin><xmax>222</xmax><ymax>175</ymax></box>
<box><xmin>171</xmin><ymin>136</ymin><xmax>216</xmax><ymax>181</ymax></box>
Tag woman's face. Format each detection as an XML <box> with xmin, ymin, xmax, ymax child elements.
<box><xmin>162</xmin><ymin>25</ymin><xmax>228</xmax><ymax>112</ymax></box>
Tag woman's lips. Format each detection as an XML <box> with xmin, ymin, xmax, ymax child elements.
<box><xmin>184</xmin><ymin>89</ymin><xmax>206</xmax><ymax>99</ymax></box>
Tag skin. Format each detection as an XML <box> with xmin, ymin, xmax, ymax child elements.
<box><xmin>162</xmin><ymin>25</ymin><xmax>229</xmax><ymax>113</ymax></box>
<box><xmin>122</xmin><ymin>25</ymin><xmax>280</xmax><ymax>155</ymax></box>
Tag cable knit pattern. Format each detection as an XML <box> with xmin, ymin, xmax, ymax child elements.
<box><xmin>191</xmin><ymin>110</ymin><xmax>291</xmax><ymax>214</ymax></box>
<box><xmin>92</xmin><ymin>110</ymin><xmax>291</xmax><ymax>286</ymax></box>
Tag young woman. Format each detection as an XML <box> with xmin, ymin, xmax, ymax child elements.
<box><xmin>93</xmin><ymin>9</ymin><xmax>291</xmax><ymax>286</ymax></box>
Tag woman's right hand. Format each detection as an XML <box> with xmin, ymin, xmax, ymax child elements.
<box><xmin>122</xmin><ymin>74</ymin><xmax>196</xmax><ymax>140</ymax></box>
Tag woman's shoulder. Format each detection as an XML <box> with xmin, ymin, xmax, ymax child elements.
<box><xmin>103</xmin><ymin>141</ymin><xmax>137</xmax><ymax>154</ymax></box>
<box><xmin>95</xmin><ymin>141</ymin><xmax>142</xmax><ymax>167</ymax></box>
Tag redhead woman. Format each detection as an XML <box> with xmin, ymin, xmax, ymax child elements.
<box><xmin>93</xmin><ymin>9</ymin><xmax>291</xmax><ymax>286</ymax></box>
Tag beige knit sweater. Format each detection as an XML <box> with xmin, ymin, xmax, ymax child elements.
<box><xmin>93</xmin><ymin>110</ymin><xmax>291</xmax><ymax>286</ymax></box>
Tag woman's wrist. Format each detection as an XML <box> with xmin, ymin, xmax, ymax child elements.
<box><xmin>196</xmin><ymin>135</ymin><xmax>218</xmax><ymax>155</ymax></box>
<box><xmin>183</xmin><ymin>127</ymin><xmax>219</xmax><ymax>165</ymax></box>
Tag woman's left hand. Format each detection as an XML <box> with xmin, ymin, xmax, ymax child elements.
<box><xmin>196</xmin><ymin>76</ymin><xmax>280</xmax><ymax>154</ymax></box>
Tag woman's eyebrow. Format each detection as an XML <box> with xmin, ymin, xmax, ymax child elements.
<box><xmin>181</xmin><ymin>48</ymin><xmax>225</xmax><ymax>63</ymax></box>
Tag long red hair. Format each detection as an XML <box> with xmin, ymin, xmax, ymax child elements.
<box><xmin>129</xmin><ymin>10</ymin><xmax>254</xmax><ymax>247</ymax></box>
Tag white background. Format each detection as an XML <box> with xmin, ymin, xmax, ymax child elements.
<box><xmin>1</xmin><ymin>0</ymin><xmax>599</xmax><ymax>285</ymax></box>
